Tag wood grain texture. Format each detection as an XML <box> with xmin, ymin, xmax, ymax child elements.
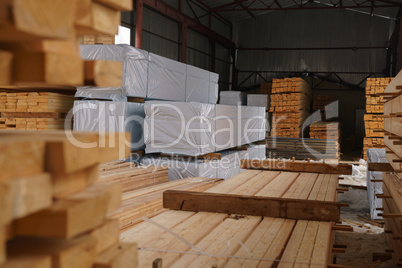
<box><xmin>84</xmin><ymin>60</ymin><xmax>122</xmax><ymax>87</ymax></box>
<box><xmin>94</xmin><ymin>243</ymin><xmax>138</xmax><ymax>268</ymax></box>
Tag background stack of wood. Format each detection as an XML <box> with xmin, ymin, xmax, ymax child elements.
<box><xmin>0</xmin><ymin>0</ymin><xmax>126</xmax><ymax>96</ymax></box>
<box><xmin>270</xmin><ymin>77</ymin><xmax>311</xmax><ymax>137</ymax></box>
<box><xmin>0</xmin><ymin>92</ymin><xmax>75</xmax><ymax>130</ymax></box>
<box><xmin>312</xmin><ymin>95</ymin><xmax>336</xmax><ymax>115</ymax></box>
<box><xmin>82</xmin><ymin>34</ymin><xmax>115</xmax><ymax>45</ymax></box>
<box><xmin>309</xmin><ymin>121</ymin><xmax>340</xmax><ymax>140</ymax></box>
<box><xmin>363</xmin><ymin>77</ymin><xmax>393</xmax><ymax>160</ymax></box>
<box><xmin>0</xmin><ymin>131</ymin><xmax>137</xmax><ymax>267</ymax></box>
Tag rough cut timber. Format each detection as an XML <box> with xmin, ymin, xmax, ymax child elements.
<box><xmin>120</xmin><ymin>169</ymin><xmax>343</xmax><ymax>267</ymax></box>
<box><xmin>0</xmin><ymin>50</ymin><xmax>13</xmax><ymax>86</ymax></box>
<box><xmin>0</xmin><ymin>0</ymin><xmax>75</xmax><ymax>42</ymax></box>
<box><xmin>241</xmin><ymin>159</ymin><xmax>352</xmax><ymax>175</ymax></box>
<box><xmin>309</xmin><ymin>121</ymin><xmax>340</xmax><ymax>140</ymax></box>
<box><xmin>13</xmin><ymin>51</ymin><xmax>84</xmax><ymax>86</ymax></box>
<box><xmin>88</xmin><ymin>218</ymin><xmax>120</xmax><ymax>255</ymax></box>
<box><xmin>81</xmin><ymin>34</ymin><xmax>115</xmax><ymax>45</ymax></box>
<box><xmin>7</xmin><ymin>235</ymin><xmax>97</xmax><ymax>268</ymax></box>
<box><xmin>163</xmin><ymin>190</ymin><xmax>345</xmax><ymax>221</ymax></box>
<box><xmin>0</xmin><ymin>253</ymin><xmax>51</xmax><ymax>268</ymax></box>
<box><xmin>84</xmin><ymin>60</ymin><xmax>122</xmax><ymax>87</ymax></box>
<box><xmin>14</xmin><ymin>184</ymin><xmax>121</xmax><ymax>239</ymax></box>
<box><xmin>0</xmin><ymin>227</ymin><xmax>5</xmax><ymax>265</ymax></box>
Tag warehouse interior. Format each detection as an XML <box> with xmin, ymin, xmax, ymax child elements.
<box><xmin>1</xmin><ymin>0</ymin><xmax>402</xmax><ymax>267</ymax></box>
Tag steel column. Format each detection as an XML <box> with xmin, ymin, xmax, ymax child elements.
<box><xmin>181</xmin><ymin>23</ymin><xmax>188</xmax><ymax>63</ymax></box>
<box><xmin>135</xmin><ymin>0</ymin><xmax>144</xmax><ymax>49</ymax></box>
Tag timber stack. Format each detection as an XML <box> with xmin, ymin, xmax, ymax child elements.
<box><xmin>270</xmin><ymin>77</ymin><xmax>312</xmax><ymax>138</ymax></box>
<box><xmin>377</xmin><ymin>71</ymin><xmax>402</xmax><ymax>267</ymax></box>
<box><xmin>309</xmin><ymin>121</ymin><xmax>340</xmax><ymax>141</ymax></box>
<box><xmin>312</xmin><ymin>94</ymin><xmax>337</xmax><ymax>119</ymax></box>
<box><xmin>363</xmin><ymin>77</ymin><xmax>393</xmax><ymax>160</ymax></box>
<box><xmin>0</xmin><ymin>131</ymin><xmax>137</xmax><ymax>267</ymax></box>
<box><xmin>0</xmin><ymin>0</ymin><xmax>128</xmax><ymax>131</ymax></box>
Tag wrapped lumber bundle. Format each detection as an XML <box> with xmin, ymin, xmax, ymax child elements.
<box><xmin>309</xmin><ymin>121</ymin><xmax>340</xmax><ymax>140</ymax></box>
<box><xmin>363</xmin><ymin>77</ymin><xmax>393</xmax><ymax>159</ymax></box>
<box><xmin>0</xmin><ymin>0</ymin><xmax>127</xmax><ymax>89</ymax></box>
<box><xmin>270</xmin><ymin>77</ymin><xmax>311</xmax><ymax>138</ymax></box>
<box><xmin>0</xmin><ymin>92</ymin><xmax>75</xmax><ymax>130</ymax></box>
<box><xmin>0</xmin><ymin>131</ymin><xmax>137</xmax><ymax>267</ymax></box>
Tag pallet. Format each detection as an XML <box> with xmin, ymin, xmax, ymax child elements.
<box><xmin>121</xmin><ymin>169</ymin><xmax>349</xmax><ymax>267</ymax></box>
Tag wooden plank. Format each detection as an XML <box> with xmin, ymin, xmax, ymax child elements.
<box><xmin>0</xmin><ymin>50</ymin><xmax>13</xmax><ymax>86</ymax></box>
<box><xmin>84</xmin><ymin>60</ymin><xmax>122</xmax><ymax>87</ymax></box>
<box><xmin>7</xmin><ymin>235</ymin><xmax>96</xmax><ymax>268</ymax></box>
<box><xmin>0</xmin><ymin>253</ymin><xmax>51</xmax><ymax>268</ymax></box>
<box><xmin>13</xmin><ymin>51</ymin><xmax>84</xmax><ymax>86</ymax></box>
<box><xmin>0</xmin><ymin>139</ymin><xmax>45</xmax><ymax>181</ymax></box>
<box><xmin>0</xmin><ymin>227</ymin><xmax>4</xmax><ymax>265</ymax></box>
<box><xmin>241</xmin><ymin>159</ymin><xmax>352</xmax><ymax>175</ymax></box>
<box><xmin>0</xmin><ymin>112</ymin><xmax>67</xmax><ymax>119</ymax></box>
<box><xmin>93</xmin><ymin>243</ymin><xmax>137</xmax><ymax>268</ymax></box>
<box><xmin>88</xmin><ymin>218</ymin><xmax>120</xmax><ymax>254</ymax></box>
<box><xmin>0</xmin><ymin>0</ymin><xmax>75</xmax><ymax>42</ymax></box>
<box><xmin>75</xmin><ymin>2</ymin><xmax>120</xmax><ymax>35</ymax></box>
<box><xmin>2</xmin><ymin>173</ymin><xmax>52</xmax><ymax>221</ymax></box>
<box><xmin>368</xmin><ymin>162</ymin><xmax>393</xmax><ymax>172</ymax></box>
<box><xmin>94</xmin><ymin>0</ymin><xmax>133</xmax><ymax>11</ymax></box>
<box><xmin>163</xmin><ymin>190</ymin><xmax>344</xmax><ymax>221</ymax></box>
<box><xmin>15</xmin><ymin>184</ymin><xmax>121</xmax><ymax>239</ymax></box>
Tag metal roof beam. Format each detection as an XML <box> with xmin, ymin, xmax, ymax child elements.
<box><xmin>216</xmin><ymin>4</ymin><xmax>400</xmax><ymax>11</ymax></box>
<box><xmin>191</xmin><ymin>0</ymin><xmax>233</xmax><ymax>26</ymax></box>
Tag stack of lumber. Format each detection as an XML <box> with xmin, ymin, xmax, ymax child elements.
<box><xmin>81</xmin><ymin>34</ymin><xmax>115</xmax><ymax>45</ymax></box>
<box><xmin>111</xmin><ymin>177</ymin><xmax>222</xmax><ymax>231</ymax></box>
<box><xmin>99</xmin><ymin>162</ymin><xmax>170</xmax><ymax>193</ymax></box>
<box><xmin>377</xmin><ymin>70</ymin><xmax>402</xmax><ymax>266</ymax></box>
<box><xmin>363</xmin><ymin>77</ymin><xmax>393</xmax><ymax>160</ymax></box>
<box><xmin>0</xmin><ymin>92</ymin><xmax>75</xmax><ymax>130</ymax></box>
<box><xmin>0</xmin><ymin>0</ymin><xmax>129</xmax><ymax>89</ymax></box>
<box><xmin>0</xmin><ymin>131</ymin><xmax>137</xmax><ymax>267</ymax></box>
<box><xmin>120</xmin><ymin>162</ymin><xmax>351</xmax><ymax>267</ymax></box>
<box><xmin>309</xmin><ymin>121</ymin><xmax>340</xmax><ymax>140</ymax></box>
<box><xmin>266</xmin><ymin>137</ymin><xmax>340</xmax><ymax>160</ymax></box>
<box><xmin>313</xmin><ymin>94</ymin><xmax>335</xmax><ymax>112</ymax></box>
<box><xmin>270</xmin><ymin>77</ymin><xmax>311</xmax><ymax>138</ymax></box>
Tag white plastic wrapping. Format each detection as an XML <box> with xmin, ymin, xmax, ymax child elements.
<box><xmin>217</xmin><ymin>150</ymin><xmax>241</xmax><ymax>180</ymax></box>
<box><xmin>78</xmin><ymin>44</ymin><xmax>149</xmax><ymax>99</ymax></box>
<box><xmin>238</xmin><ymin>106</ymin><xmax>266</xmax><ymax>145</ymax></box>
<box><xmin>247</xmin><ymin>94</ymin><xmax>270</xmax><ymax>108</ymax></box>
<box><xmin>186</xmin><ymin>65</ymin><xmax>210</xmax><ymax>103</ymax></box>
<box><xmin>144</xmin><ymin>101</ymin><xmax>216</xmax><ymax>156</ymax></box>
<box><xmin>73</xmin><ymin>100</ymin><xmax>145</xmax><ymax>150</ymax></box>
<box><xmin>366</xmin><ymin>149</ymin><xmax>385</xmax><ymax>220</ymax></box>
<box><xmin>148</xmin><ymin>53</ymin><xmax>186</xmax><ymax>101</ymax></box>
<box><xmin>209</xmin><ymin>72</ymin><xmax>219</xmax><ymax>104</ymax></box>
<box><xmin>219</xmin><ymin>91</ymin><xmax>247</xmax><ymax>106</ymax></box>
<box><xmin>244</xmin><ymin>144</ymin><xmax>266</xmax><ymax>160</ymax></box>
<box><xmin>168</xmin><ymin>159</ymin><xmax>219</xmax><ymax>181</ymax></box>
<box><xmin>215</xmin><ymin>105</ymin><xmax>237</xmax><ymax>151</ymax></box>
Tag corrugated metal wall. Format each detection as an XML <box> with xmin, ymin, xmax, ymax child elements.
<box><xmin>233</xmin><ymin>4</ymin><xmax>395</xmax><ymax>88</ymax></box>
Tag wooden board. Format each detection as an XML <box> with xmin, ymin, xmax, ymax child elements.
<box><xmin>94</xmin><ymin>0</ymin><xmax>133</xmax><ymax>11</ymax></box>
<box><xmin>84</xmin><ymin>60</ymin><xmax>122</xmax><ymax>87</ymax></box>
<box><xmin>163</xmin><ymin>190</ymin><xmax>344</xmax><ymax>221</ymax></box>
<box><xmin>0</xmin><ymin>227</ymin><xmax>5</xmax><ymax>265</ymax></box>
<box><xmin>15</xmin><ymin>184</ymin><xmax>121</xmax><ymax>239</ymax></box>
<box><xmin>367</xmin><ymin>162</ymin><xmax>393</xmax><ymax>172</ymax></box>
<box><xmin>0</xmin><ymin>253</ymin><xmax>51</xmax><ymax>268</ymax></box>
<box><xmin>0</xmin><ymin>50</ymin><xmax>13</xmax><ymax>86</ymax></box>
<box><xmin>7</xmin><ymin>235</ymin><xmax>96</xmax><ymax>268</ymax></box>
<box><xmin>0</xmin><ymin>0</ymin><xmax>75</xmax><ymax>42</ymax></box>
<box><xmin>2</xmin><ymin>173</ymin><xmax>52</xmax><ymax>221</ymax></box>
<box><xmin>241</xmin><ymin>159</ymin><xmax>352</xmax><ymax>175</ymax></box>
<box><xmin>88</xmin><ymin>218</ymin><xmax>120</xmax><ymax>254</ymax></box>
<box><xmin>13</xmin><ymin>51</ymin><xmax>84</xmax><ymax>86</ymax></box>
<box><xmin>75</xmin><ymin>2</ymin><xmax>120</xmax><ymax>35</ymax></box>
<box><xmin>93</xmin><ymin>243</ymin><xmax>137</xmax><ymax>268</ymax></box>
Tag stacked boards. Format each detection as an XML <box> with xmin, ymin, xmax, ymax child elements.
<box><xmin>82</xmin><ymin>34</ymin><xmax>115</xmax><ymax>45</ymax></box>
<box><xmin>363</xmin><ymin>77</ymin><xmax>393</xmax><ymax>160</ymax></box>
<box><xmin>0</xmin><ymin>0</ymin><xmax>128</xmax><ymax>88</ymax></box>
<box><xmin>270</xmin><ymin>77</ymin><xmax>311</xmax><ymax>138</ymax></box>
<box><xmin>0</xmin><ymin>92</ymin><xmax>75</xmax><ymax>130</ymax></box>
<box><xmin>309</xmin><ymin>121</ymin><xmax>340</xmax><ymax>141</ymax></box>
<box><xmin>313</xmin><ymin>95</ymin><xmax>336</xmax><ymax>114</ymax></box>
<box><xmin>379</xmin><ymin>70</ymin><xmax>402</xmax><ymax>266</ymax></box>
<box><xmin>0</xmin><ymin>131</ymin><xmax>136</xmax><ymax>267</ymax></box>
<box><xmin>121</xmin><ymin>168</ymin><xmax>349</xmax><ymax>267</ymax></box>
